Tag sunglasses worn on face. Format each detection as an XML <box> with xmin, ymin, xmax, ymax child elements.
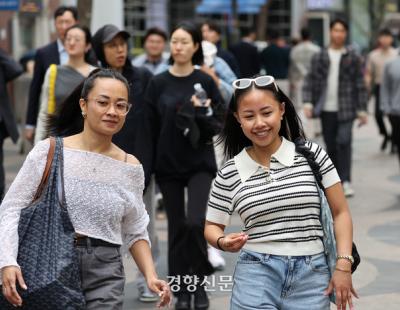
<box><xmin>232</xmin><ymin>75</ymin><xmax>278</xmax><ymax>92</ymax></box>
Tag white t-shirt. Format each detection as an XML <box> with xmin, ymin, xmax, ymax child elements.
<box><xmin>324</xmin><ymin>48</ymin><xmax>344</xmax><ymax>112</ymax></box>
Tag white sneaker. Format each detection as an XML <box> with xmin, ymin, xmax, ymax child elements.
<box><xmin>207</xmin><ymin>246</ymin><xmax>226</xmax><ymax>271</ymax></box>
<box><xmin>138</xmin><ymin>285</ymin><xmax>158</xmax><ymax>303</ymax></box>
<box><xmin>343</xmin><ymin>181</ymin><xmax>355</xmax><ymax>197</ymax></box>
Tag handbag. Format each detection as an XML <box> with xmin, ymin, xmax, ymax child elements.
<box><xmin>0</xmin><ymin>137</ymin><xmax>85</xmax><ymax>309</ymax></box>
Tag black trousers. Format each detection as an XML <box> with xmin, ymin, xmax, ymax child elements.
<box><xmin>321</xmin><ymin>112</ymin><xmax>353</xmax><ymax>182</ymax></box>
<box><xmin>0</xmin><ymin>125</ymin><xmax>6</xmax><ymax>201</ymax></box>
<box><xmin>159</xmin><ymin>172</ymin><xmax>214</xmax><ymax>293</ymax></box>
<box><xmin>374</xmin><ymin>85</ymin><xmax>389</xmax><ymax>137</ymax></box>
<box><xmin>389</xmin><ymin>114</ymin><xmax>400</xmax><ymax>164</ymax></box>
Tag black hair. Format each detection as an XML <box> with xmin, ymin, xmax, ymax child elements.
<box><xmin>267</xmin><ymin>29</ymin><xmax>280</xmax><ymax>41</ymax></box>
<box><xmin>301</xmin><ymin>28</ymin><xmax>311</xmax><ymax>40</ymax></box>
<box><xmin>202</xmin><ymin>21</ymin><xmax>222</xmax><ymax>35</ymax></box>
<box><xmin>47</xmin><ymin>68</ymin><xmax>129</xmax><ymax>137</ymax></box>
<box><xmin>379</xmin><ymin>28</ymin><xmax>393</xmax><ymax>37</ymax></box>
<box><xmin>219</xmin><ymin>76</ymin><xmax>305</xmax><ymax>159</ymax></box>
<box><xmin>64</xmin><ymin>24</ymin><xmax>93</xmax><ymax>63</ymax></box>
<box><xmin>329</xmin><ymin>18</ymin><xmax>348</xmax><ymax>31</ymax></box>
<box><xmin>144</xmin><ymin>27</ymin><xmax>168</xmax><ymax>42</ymax></box>
<box><xmin>54</xmin><ymin>6</ymin><xmax>78</xmax><ymax>21</ymax></box>
<box><xmin>241</xmin><ymin>27</ymin><xmax>257</xmax><ymax>38</ymax></box>
<box><xmin>169</xmin><ymin>21</ymin><xmax>204</xmax><ymax>66</ymax></box>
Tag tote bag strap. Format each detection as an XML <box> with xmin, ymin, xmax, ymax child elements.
<box><xmin>33</xmin><ymin>137</ymin><xmax>56</xmax><ymax>202</ymax></box>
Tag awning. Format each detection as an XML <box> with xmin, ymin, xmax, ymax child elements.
<box><xmin>196</xmin><ymin>0</ymin><xmax>267</xmax><ymax>15</ymax></box>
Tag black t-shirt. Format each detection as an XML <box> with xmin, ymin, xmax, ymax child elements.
<box><xmin>139</xmin><ymin>69</ymin><xmax>225</xmax><ymax>182</ymax></box>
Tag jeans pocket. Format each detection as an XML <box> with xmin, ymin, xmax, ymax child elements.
<box><xmin>237</xmin><ymin>250</ymin><xmax>262</xmax><ymax>264</ymax></box>
<box><xmin>93</xmin><ymin>246</ymin><xmax>121</xmax><ymax>263</ymax></box>
<box><xmin>310</xmin><ymin>253</ymin><xmax>330</xmax><ymax>274</ymax></box>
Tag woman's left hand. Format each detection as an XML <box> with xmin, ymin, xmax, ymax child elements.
<box><xmin>147</xmin><ymin>277</ymin><xmax>172</xmax><ymax>308</ymax></box>
<box><xmin>191</xmin><ymin>95</ymin><xmax>211</xmax><ymax>107</ymax></box>
<box><xmin>324</xmin><ymin>268</ymin><xmax>358</xmax><ymax>310</ymax></box>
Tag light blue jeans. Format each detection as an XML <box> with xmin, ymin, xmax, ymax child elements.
<box><xmin>230</xmin><ymin>249</ymin><xmax>330</xmax><ymax>310</ymax></box>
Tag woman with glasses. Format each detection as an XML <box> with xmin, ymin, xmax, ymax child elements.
<box><xmin>35</xmin><ymin>24</ymin><xmax>96</xmax><ymax>144</ymax></box>
<box><xmin>0</xmin><ymin>69</ymin><xmax>171</xmax><ymax>309</ymax></box>
<box><xmin>205</xmin><ymin>76</ymin><xmax>357</xmax><ymax>309</ymax></box>
<box><xmin>142</xmin><ymin>22</ymin><xmax>225</xmax><ymax>310</ymax></box>
<box><xmin>92</xmin><ymin>25</ymin><xmax>162</xmax><ymax>303</ymax></box>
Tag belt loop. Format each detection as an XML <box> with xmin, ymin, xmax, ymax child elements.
<box><xmin>305</xmin><ymin>256</ymin><xmax>311</xmax><ymax>264</ymax></box>
<box><xmin>86</xmin><ymin>237</ymin><xmax>93</xmax><ymax>254</ymax></box>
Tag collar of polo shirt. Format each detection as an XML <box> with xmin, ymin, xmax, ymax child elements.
<box><xmin>234</xmin><ymin>137</ymin><xmax>295</xmax><ymax>183</ymax></box>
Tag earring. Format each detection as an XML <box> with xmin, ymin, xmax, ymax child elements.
<box><xmin>81</xmin><ymin>111</ymin><xmax>87</xmax><ymax>118</ymax></box>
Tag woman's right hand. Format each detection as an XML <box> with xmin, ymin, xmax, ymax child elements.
<box><xmin>2</xmin><ymin>266</ymin><xmax>27</xmax><ymax>307</ymax></box>
<box><xmin>220</xmin><ymin>232</ymin><xmax>248</xmax><ymax>252</ymax></box>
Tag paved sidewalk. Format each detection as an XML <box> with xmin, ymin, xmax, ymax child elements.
<box><xmin>3</xmin><ymin>116</ymin><xmax>399</xmax><ymax>309</ymax></box>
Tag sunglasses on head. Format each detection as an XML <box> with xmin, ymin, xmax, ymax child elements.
<box><xmin>232</xmin><ymin>75</ymin><xmax>278</xmax><ymax>92</ymax></box>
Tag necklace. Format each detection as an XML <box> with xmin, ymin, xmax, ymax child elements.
<box><xmin>248</xmin><ymin>149</ymin><xmax>274</xmax><ymax>184</ymax></box>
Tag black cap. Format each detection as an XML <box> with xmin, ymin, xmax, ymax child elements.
<box><xmin>101</xmin><ymin>24</ymin><xmax>130</xmax><ymax>43</ymax></box>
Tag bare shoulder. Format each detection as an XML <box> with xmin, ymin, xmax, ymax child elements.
<box><xmin>126</xmin><ymin>153</ymin><xmax>141</xmax><ymax>165</ymax></box>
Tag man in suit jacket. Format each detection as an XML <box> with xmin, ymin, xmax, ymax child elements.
<box><xmin>0</xmin><ymin>49</ymin><xmax>23</xmax><ymax>200</ymax></box>
<box><xmin>25</xmin><ymin>6</ymin><xmax>78</xmax><ymax>142</ymax></box>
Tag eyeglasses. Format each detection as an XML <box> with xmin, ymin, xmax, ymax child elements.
<box><xmin>86</xmin><ymin>97</ymin><xmax>132</xmax><ymax>115</ymax></box>
<box><xmin>232</xmin><ymin>76</ymin><xmax>278</xmax><ymax>92</ymax></box>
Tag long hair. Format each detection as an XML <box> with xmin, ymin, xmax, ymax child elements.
<box><xmin>169</xmin><ymin>21</ymin><xmax>204</xmax><ymax>66</ymax></box>
<box><xmin>46</xmin><ymin>68</ymin><xmax>129</xmax><ymax>137</ymax></box>
<box><xmin>219</xmin><ymin>81</ymin><xmax>305</xmax><ymax>160</ymax></box>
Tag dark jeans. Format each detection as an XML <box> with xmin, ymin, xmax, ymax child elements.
<box><xmin>321</xmin><ymin>112</ymin><xmax>353</xmax><ymax>182</ymax></box>
<box><xmin>389</xmin><ymin>114</ymin><xmax>400</xmax><ymax>164</ymax></box>
<box><xmin>374</xmin><ymin>85</ymin><xmax>389</xmax><ymax>137</ymax></box>
<box><xmin>159</xmin><ymin>172</ymin><xmax>214</xmax><ymax>294</ymax></box>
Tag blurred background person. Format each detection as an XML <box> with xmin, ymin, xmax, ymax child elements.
<box><xmin>260</xmin><ymin>29</ymin><xmax>290</xmax><ymax>92</ymax></box>
<box><xmin>0</xmin><ymin>49</ymin><xmax>23</xmax><ymax>201</ymax></box>
<box><xmin>35</xmin><ymin>25</ymin><xmax>96</xmax><ymax>144</ymax></box>
<box><xmin>288</xmin><ymin>28</ymin><xmax>320</xmax><ymax>109</ymax></box>
<box><xmin>141</xmin><ymin>22</ymin><xmax>225</xmax><ymax>310</ymax></box>
<box><xmin>365</xmin><ymin>28</ymin><xmax>397</xmax><ymax>152</ymax></box>
<box><xmin>201</xmin><ymin>21</ymin><xmax>241</xmax><ymax>77</ymax></box>
<box><xmin>380</xmin><ymin>51</ymin><xmax>400</xmax><ymax>168</ymax></box>
<box><xmin>91</xmin><ymin>24</ymin><xmax>159</xmax><ymax>303</ymax></box>
<box><xmin>229</xmin><ymin>28</ymin><xmax>261</xmax><ymax>78</ymax></box>
<box><xmin>132</xmin><ymin>27</ymin><xmax>169</xmax><ymax>75</ymax></box>
<box><xmin>25</xmin><ymin>5</ymin><xmax>78</xmax><ymax>144</ymax></box>
<box><xmin>303</xmin><ymin>19</ymin><xmax>368</xmax><ymax>197</ymax></box>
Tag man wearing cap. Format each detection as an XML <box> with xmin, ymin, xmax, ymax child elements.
<box><xmin>92</xmin><ymin>24</ymin><xmax>159</xmax><ymax>303</ymax></box>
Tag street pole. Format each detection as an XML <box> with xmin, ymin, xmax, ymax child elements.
<box><xmin>230</xmin><ymin>0</ymin><xmax>240</xmax><ymax>44</ymax></box>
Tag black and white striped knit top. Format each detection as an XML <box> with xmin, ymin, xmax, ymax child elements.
<box><xmin>206</xmin><ymin>137</ymin><xmax>340</xmax><ymax>256</ymax></box>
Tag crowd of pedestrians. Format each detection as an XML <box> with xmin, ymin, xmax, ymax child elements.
<box><xmin>0</xmin><ymin>4</ymin><xmax>399</xmax><ymax>310</ymax></box>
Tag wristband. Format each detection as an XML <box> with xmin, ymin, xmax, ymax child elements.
<box><xmin>216</xmin><ymin>236</ymin><xmax>225</xmax><ymax>251</ymax></box>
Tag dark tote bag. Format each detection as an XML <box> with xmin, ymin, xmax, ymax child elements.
<box><xmin>0</xmin><ymin>137</ymin><xmax>85</xmax><ymax>309</ymax></box>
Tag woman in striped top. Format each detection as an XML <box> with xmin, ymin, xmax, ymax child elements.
<box><xmin>205</xmin><ymin>76</ymin><xmax>357</xmax><ymax>310</ymax></box>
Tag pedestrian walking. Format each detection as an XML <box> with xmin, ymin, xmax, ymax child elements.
<box><xmin>229</xmin><ymin>28</ymin><xmax>261</xmax><ymax>78</ymax></box>
<box><xmin>205</xmin><ymin>75</ymin><xmax>358</xmax><ymax>310</ymax></box>
<box><xmin>25</xmin><ymin>6</ymin><xmax>78</xmax><ymax>143</ymax></box>
<box><xmin>288</xmin><ymin>28</ymin><xmax>320</xmax><ymax>108</ymax></box>
<box><xmin>141</xmin><ymin>22</ymin><xmax>225</xmax><ymax>310</ymax></box>
<box><xmin>260</xmin><ymin>30</ymin><xmax>290</xmax><ymax>80</ymax></box>
<box><xmin>380</xmin><ymin>52</ymin><xmax>400</xmax><ymax>168</ymax></box>
<box><xmin>35</xmin><ymin>24</ymin><xmax>96</xmax><ymax>144</ymax></box>
<box><xmin>365</xmin><ymin>28</ymin><xmax>397</xmax><ymax>152</ymax></box>
<box><xmin>92</xmin><ymin>24</ymin><xmax>161</xmax><ymax>302</ymax></box>
<box><xmin>303</xmin><ymin>19</ymin><xmax>368</xmax><ymax>197</ymax></box>
<box><xmin>0</xmin><ymin>49</ymin><xmax>23</xmax><ymax>201</ymax></box>
<box><xmin>0</xmin><ymin>69</ymin><xmax>171</xmax><ymax>309</ymax></box>
<box><xmin>201</xmin><ymin>21</ymin><xmax>241</xmax><ymax>77</ymax></box>
<box><xmin>132</xmin><ymin>27</ymin><xmax>169</xmax><ymax>75</ymax></box>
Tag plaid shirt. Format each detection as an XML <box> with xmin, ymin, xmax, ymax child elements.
<box><xmin>303</xmin><ymin>47</ymin><xmax>368</xmax><ymax>121</ymax></box>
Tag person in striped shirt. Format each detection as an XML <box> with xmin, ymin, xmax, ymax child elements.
<box><xmin>205</xmin><ymin>76</ymin><xmax>357</xmax><ymax>309</ymax></box>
